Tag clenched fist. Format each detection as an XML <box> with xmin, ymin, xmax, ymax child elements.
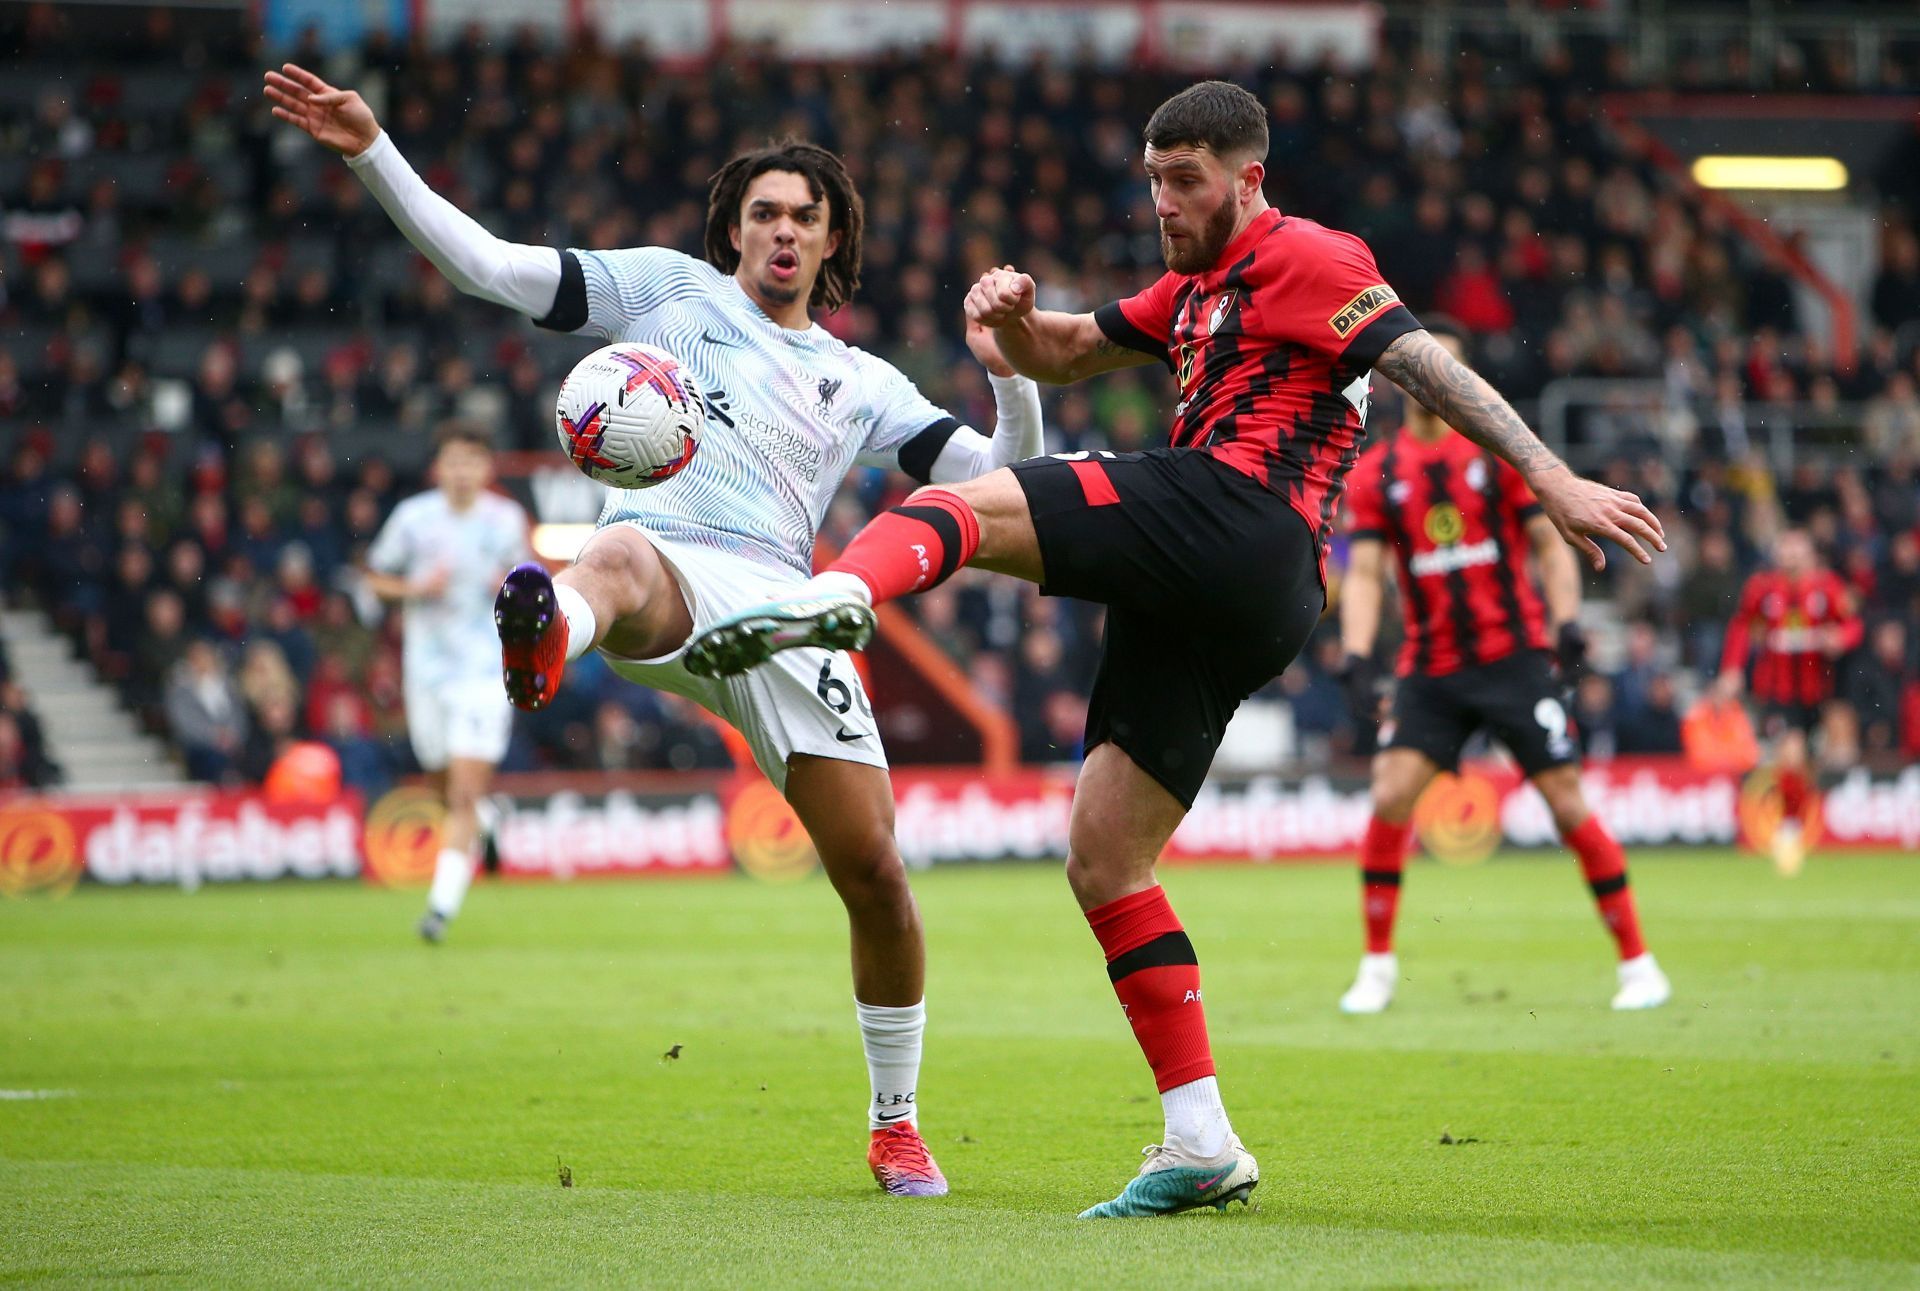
<box><xmin>964</xmin><ymin>266</ymin><xmax>1037</xmax><ymax>328</ymax></box>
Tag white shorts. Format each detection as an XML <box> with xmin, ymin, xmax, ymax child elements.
<box><xmin>595</xmin><ymin>522</ymin><xmax>886</xmax><ymax>792</ymax></box>
<box><xmin>405</xmin><ymin>675</ymin><xmax>514</xmax><ymax>771</ymax></box>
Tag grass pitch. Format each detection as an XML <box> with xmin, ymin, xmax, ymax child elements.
<box><xmin>3</xmin><ymin>851</ymin><xmax>1917</xmax><ymax>1288</ymax></box>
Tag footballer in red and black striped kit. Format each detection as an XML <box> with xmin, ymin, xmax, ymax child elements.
<box><xmin>1337</xmin><ymin>321</ymin><xmax>1670</xmax><ymax>1015</ymax></box>
<box><xmin>688</xmin><ymin>81</ymin><xmax>1667</xmax><ymax>1219</ymax></box>
<box><xmin>1715</xmin><ymin>529</ymin><xmax>1863</xmax><ymax>874</ymax></box>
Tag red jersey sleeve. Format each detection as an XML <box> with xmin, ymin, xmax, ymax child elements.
<box><xmin>1270</xmin><ymin>225</ymin><xmax>1421</xmax><ymax>371</ymax></box>
<box><xmin>1345</xmin><ymin>446</ymin><xmax>1388</xmax><ymax>541</ymax></box>
<box><xmin>1093</xmin><ymin>272</ymin><xmax>1181</xmax><ymax>370</ymax></box>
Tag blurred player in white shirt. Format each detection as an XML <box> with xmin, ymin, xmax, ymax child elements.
<box><xmin>268</xmin><ymin>63</ymin><xmax>1046</xmax><ymax>1197</ymax></box>
<box><xmin>363</xmin><ymin>421</ymin><xmax>531</xmax><ymax>943</ymax></box>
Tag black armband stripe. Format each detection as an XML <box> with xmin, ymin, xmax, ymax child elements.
<box><xmin>896</xmin><ymin>416</ymin><xmax>962</xmax><ymax>485</ymax></box>
<box><xmin>535</xmin><ymin>249</ymin><xmax>588</xmax><ymax>333</ymax></box>
<box><xmin>1342</xmin><ymin>303</ymin><xmax>1421</xmax><ymax>373</ymax></box>
<box><xmin>1517</xmin><ymin>503</ymin><xmax>1545</xmax><ymax>523</ymax></box>
<box><xmin>1094</xmin><ymin>301</ymin><xmax>1174</xmax><ymax>373</ymax></box>
<box><xmin>1351</xmin><ymin>527</ymin><xmax>1388</xmax><ymax>543</ymax></box>
<box><xmin>1588</xmin><ymin>873</ymin><xmax>1629</xmax><ymax>899</ymax></box>
<box><xmin>1361</xmin><ymin>869</ymin><xmax>1404</xmax><ymax>888</ymax></box>
<box><xmin>1106</xmin><ymin>931</ymin><xmax>1198</xmax><ymax>983</ymax></box>
<box><xmin>894</xmin><ymin>502</ymin><xmax>964</xmax><ymax>583</ymax></box>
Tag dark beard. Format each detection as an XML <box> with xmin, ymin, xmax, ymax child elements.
<box><xmin>1161</xmin><ymin>193</ymin><xmax>1238</xmax><ymax>274</ymax></box>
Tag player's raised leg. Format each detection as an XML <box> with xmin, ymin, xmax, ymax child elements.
<box><xmin>496</xmin><ymin>527</ymin><xmax>693</xmax><ymax>710</ymax></box>
<box><xmin>684</xmin><ymin>467</ymin><xmax>1034</xmax><ymax>678</ymax></box>
<box><xmin>1340</xmin><ymin>748</ymin><xmax>1441</xmax><ymax>1014</ymax></box>
<box><xmin>1531</xmin><ymin>765</ymin><xmax>1669</xmax><ymax>1009</ymax></box>
<box><xmin>1068</xmin><ymin>745</ymin><xmax>1257</xmax><ymax>1219</ymax></box>
<box><xmin>784</xmin><ymin>755</ymin><xmax>946</xmax><ymax>1197</ymax></box>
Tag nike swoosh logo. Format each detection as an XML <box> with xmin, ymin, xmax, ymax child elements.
<box><xmin>835</xmin><ymin>728</ymin><xmax>867</xmax><ymax>743</ymax></box>
<box><xmin>701</xmin><ymin>330</ymin><xmax>742</xmax><ymax>348</ymax></box>
<box><xmin>1196</xmin><ymin>1169</ymin><xmax>1232</xmax><ymax>1191</ymax></box>
<box><xmin>875</xmin><ymin>1109</ymin><xmax>913</xmax><ymax>1122</ymax></box>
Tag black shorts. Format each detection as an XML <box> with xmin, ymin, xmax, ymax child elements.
<box><xmin>1011</xmin><ymin>448</ymin><xmax>1325</xmax><ymax>808</ymax></box>
<box><xmin>1761</xmin><ymin>701</ymin><xmax>1822</xmax><ymax>737</ymax></box>
<box><xmin>1382</xmin><ymin>650</ymin><xmax>1579</xmax><ymax>776</ymax></box>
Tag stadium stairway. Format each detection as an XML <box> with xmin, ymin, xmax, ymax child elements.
<box><xmin>0</xmin><ymin>609</ymin><xmax>184</xmax><ymax>790</ymax></box>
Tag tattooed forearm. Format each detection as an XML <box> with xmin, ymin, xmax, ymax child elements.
<box><xmin>1375</xmin><ymin>331</ymin><xmax>1565</xmax><ymax>478</ymax></box>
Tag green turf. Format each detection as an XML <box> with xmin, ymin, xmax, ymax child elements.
<box><xmin>3</xmin><ymin>852</ymin><xmax>1917</xmax><ymax>1288</ymax></box>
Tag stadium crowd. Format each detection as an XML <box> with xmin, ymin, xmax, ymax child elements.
<box><xmin>3</xmin><ymin>11</ymin><xmax>1919</xmax><ymax>789</ymax></box>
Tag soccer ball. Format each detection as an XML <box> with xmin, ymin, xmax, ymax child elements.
<box><xmin>555</xmin><ymin>342</ymin><xmax>705</xmax><ymax>488</ymax></box>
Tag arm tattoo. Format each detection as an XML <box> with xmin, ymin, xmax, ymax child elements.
<box><xmin>1092</xmin><ymin>335</ymin><xmax>1125</xmax><ymax>356</ymax></box>
<box><xmin>1375</xmin><ymin>331</ymin><xmax>1564</xmax><ymax>478</ymax></box>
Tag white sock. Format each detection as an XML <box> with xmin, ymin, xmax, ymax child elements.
<box><xmin>426</xmin><ymin>846</ymin><xmax>476</xmax><ymax>919</ymax></box>
<box><xmin>1162</xmin><ymin>1076</ymin><xmax>1232</xmax><ymax>1159</ymax></box>
<box><xmin>805</xmin><ymin>569</ymin><xmax>874</xmax><ymax>607</ymax></box>
<box><xmin>855</xmin><ymin>998</ymin><xmax>924</xmax><ymax>1129</ymax></box>
<box><xmin>554</xmin><ymin>582</ymin><xmax>596</xmax><ymax>662</ymax></box>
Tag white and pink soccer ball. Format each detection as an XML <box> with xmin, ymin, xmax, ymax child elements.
<box><xmin>554</xmin><ymin>341</ymin><xmax>705</xmax><ymax>489</ymax></box>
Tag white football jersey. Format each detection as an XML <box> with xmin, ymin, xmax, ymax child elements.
<box><xmin>366</xmin><ymin>489</ymin><xmax>531</xmax><ymax>688</ymax></box>
<box><xmin>555</xmin><ymin>247</ymin><xmax>958</xmax><ymax>577</ymax></box>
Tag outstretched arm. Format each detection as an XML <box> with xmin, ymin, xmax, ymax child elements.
<box><xmin>1374</xmin><ymin>329</ymin><xmax>1666</xmax><ymax>571</ymax></box>
<box><xmin>965</xmin><ymin>268</ymin><xmax>1155</xmax><ymax>384</ymax></box>
<box><xmin>264</xmin><ymin>64</ymin><xmax>563</xmax><ymax>318</ymax></box>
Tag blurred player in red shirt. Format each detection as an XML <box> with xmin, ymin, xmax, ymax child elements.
<box><xmin>1339</xmin><ymin>319</ymin><xmax>1668</xmax><ymax>1014</ymax></box>
<box><xmin>1717</xmin><ymin>529</ymin><xmax>1862</xmax><ymax>874</ymax></box>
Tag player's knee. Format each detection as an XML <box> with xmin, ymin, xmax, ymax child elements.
<box><xmin>1533</xmin><ymin>771</ymin><xmax>1588</xmax><ymax>835</ymax></box>
<box><xmin>1063</xmin><ymin>845</ymin><xmax>1150</xmax><ymax>909</ymax></box>
<box><xmin>821</xmin><ymin>831</ymin><xmax>913</xmax><ymax>917</ymax></box>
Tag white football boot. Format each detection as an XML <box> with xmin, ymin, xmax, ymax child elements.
<box><xmin>1611</xmin><ymin>952</ymin><xmax>1671</xmax><ymax>1010</ymax></box>
<box><xmin>1339</xmin><ymin>952</ymin><xmax>1398</xmax><ymax>1014</ymax></box>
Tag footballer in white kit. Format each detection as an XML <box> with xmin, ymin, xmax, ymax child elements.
<box><xmin>362</xmin><ymin>422</ymin><xmax>530</xmax><ymax>941</ymax></box>
<box><xmin>268</xmin><ymin>63</ymin><xmax>1045</xmax><ymax>1198</ymax></box>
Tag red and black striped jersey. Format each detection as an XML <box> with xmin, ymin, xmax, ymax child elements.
<box><xmin>1345</xmin><ymin>429</ymin><xmax>1550</xmax><ymax>677</ymax></box>
<box><xmin>1095</xmin><ymin>209</ymin><xmax>1420</xmax><ymax>578</ymax></box>
<box><xmin>1720</xmin><ymin>569</ymin><xmax>1863</xmax><ymax>707</ymax></box>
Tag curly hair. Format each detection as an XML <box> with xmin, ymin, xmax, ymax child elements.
<box><xmin>704</xmin><ymin>140</ymin><xmax>864</xmax><ymax>313</ymax></box>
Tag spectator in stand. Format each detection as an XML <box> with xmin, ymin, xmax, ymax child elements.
<box><xmin>165</xmin><ymin>639</ymin><xmax>248</xmax><ymax>783</ymax></box>
<box><xmin>1844</xmin><ymin>620</ymin><xmax>1913</xmax><ymax>756</ymax></box>
<box><xmin>1573</xmin><ymin>673</ymin><xmax>1620</xmax><ymax>763</ymax></box>
<box><xmin>1617</xmin><ymin>674</ymin><xmax>1685</xmax><ymax>755</ymax></box>
<box><xmin>0</xmin><ymin>679</ymin><xmax>61</xmax><ymax>787</ymax></box>
<box><xmin>1871</xmin><ymin>226</ymin><xmax>1920</xmax><ymax>332</ymax></box>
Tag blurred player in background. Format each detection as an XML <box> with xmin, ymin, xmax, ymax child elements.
<box><xmin>363</xmin><ymin>421</ymin><xmax>529</xmax><ymax>943</ymax></box>
<box><xmin>1716</xmin><ymin>529</ymin><xmax>1862</xmax><ymax>875</ymax></box>
<box><xmin>687</xmin><ymin>80</ymin><xmax>1665</xmax><ymax>1217</ymax></box>
<box><xmin>1338</xmin><ymin>319</ymin><xmax>1669</xmax><ymax>1014</ymax></box>
<box><xmin>266</xmin><ymin>62</ymin><xmax>1046</xmax><ymax>1197</ymax></box>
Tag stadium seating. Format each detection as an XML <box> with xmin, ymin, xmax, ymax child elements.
<box><xmin>2</xmin><ymin>16</ymin><xmax>1916</xmax><ymax>785</ymax></box>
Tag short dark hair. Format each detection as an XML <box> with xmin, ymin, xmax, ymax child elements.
<box><xmin>704</xmin><ymin>140</ymin><xmax>864</xmax><ymax>313</ymax></box>
<box><xmin>433</xmin><ymin>419</ymin><xmax>494</xmax><ymax>452</ymax></box>
<box><xmin>1144</xmin><ymin>81</ymin><xmax>1269</xmax><ymax>162</ymax></box>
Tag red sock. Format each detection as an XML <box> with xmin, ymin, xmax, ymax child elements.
<box><xmin>1085</xmin><ymin>886</ymin><xmax>1215</xmax><ymax>1093</ymax></box>
<box><xmin>1360</xmin><ymin>815</ymin><xmax>1412</xmax><ymax>954</ymax></box>
<box><xmin>1777</xmin><ymin>768</ymin><xmax>1810</xmax><ymax>821</ymax></box>
<box><xmin>1565</xmin><ymin>815</ymin><xmax>1646</xmax><ymax>961</ymax></box>
<box><xmin>827</xmin><ymin>488</ymin><xmax>980</xmax><ymax>605</ymax></box>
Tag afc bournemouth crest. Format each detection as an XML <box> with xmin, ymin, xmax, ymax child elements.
<box><xmin>1207</xmin><ymin>290</ymin><xmax>1239</xmax><ymax>336</ymax></box>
